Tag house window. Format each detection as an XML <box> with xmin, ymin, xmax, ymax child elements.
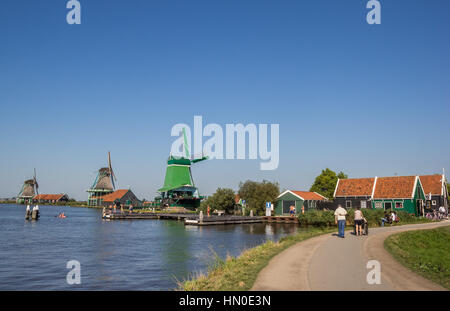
<box><xmin>432</xmin><ymin>200</ymin><xmax>437</xmax><ymax>206</ymax></box>
<box><xmin>346</xmin><ymin>201</ymin><xmax>352</xmax><ymax>209</ymax></box>
<box><xmin>384</xmin><ymin>202</ymin><xmax>392</xmax><ymax>210</ymax></box>
<box><xmin>361</xmin><ymin>200</ymin><xmax>367</xmax><ymax>208</ymax></box>
<box><xmin>395</xmin><ymin>202</ymin><xmax>403</xmax><ymax>209</ymax></box>
<box><xmin>375</xmin><ymin>201</ymin><xmax>382</xmax><ymax>209</ymax></box>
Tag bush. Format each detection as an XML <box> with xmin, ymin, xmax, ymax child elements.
<box><xmin>298</xmin><ymin>210</ymin><xmax>335</xmax><ymax>227</ymax></box>
<box><xmin>297</xmin><ymin>208</ymin><xmax>430</xmax><ymax>227</ymax></box>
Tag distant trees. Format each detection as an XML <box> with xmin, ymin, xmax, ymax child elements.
<box><xmin>238</xmin><ymin>180</ymin><xmax>280</xmax><ymax>215</ymax></box>
<box><xmin>309</xmin><ymin>168</ymin><xmax>348</xmax><ymax>200</ymax></box>
<box><xmin>200</xmin><ymin>188</ymin><xmax>236</xmax><ymax>214</ymax></box>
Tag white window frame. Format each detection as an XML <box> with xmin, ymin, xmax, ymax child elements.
<box><xmin>395</xmin><ymin>202</ymin><xmax>403</xmax><ymax>209</ymax></box>
<box><xmin>375</xmin><ymin>201</ymin><xmax>382</xmax><ymax>209</ymax></box>
<box><xmin>432</xmin><ymin>200</ymin><xmax>437</xmax><ymax>206</ymax></box>
<box><xmin>384</xmin><ymin>202</ymin><xmax>392</xmax><ymax>210</ymax></box>
<box><xmin>360</xmin><ymin>200</ymin><xmax>367</xmax><ymax>208</ymax></box>
<box><xmin>346</xmin><ymin>200</ymin><xmax>352</xmax><ymax>209</ymax></box>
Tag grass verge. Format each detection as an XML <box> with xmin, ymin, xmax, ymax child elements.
<box><xmin>180</xmin><ymin>227</ymin><xmax>335</xmax><ymax>291</ymax></box>
<box><xmin>384</xmin><ymin>225</ymin><xmax>450</xmax><ymax>289</ymax></box>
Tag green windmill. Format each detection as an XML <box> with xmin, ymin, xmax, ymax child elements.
<box><xmin>158</xmin><ymin>128</ymin><xmax>208</xmax><ymax>210</ymax></box>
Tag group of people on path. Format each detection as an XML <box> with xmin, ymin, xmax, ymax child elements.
<box><xmin>334</xmin><ymin>205</ymin><xmax>367</xmax><ymax>238</ymax></box>
<box><xmin>426</xmin><ymin>206</ymin><xmax>447</xmax><ymax>220</ymax></box>
<box><xmin>334</xmin><ymin>204</ymin><xmax>448</xmax><ymax>238</ymax></box>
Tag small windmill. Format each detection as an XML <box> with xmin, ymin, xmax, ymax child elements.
<box><xmin>17</xmin><ymin>168</ymin><xmax>39</xmax><ymax>204</ymax></box>
<box><xmin>87</xmin><ymin>152</ymin><xmax>117</xmax><ymax>206</ymax></box>
<box><xmin>90</xmin><ymin>152</ymin><xmax>117</xmax><ymax>191</ymax></box>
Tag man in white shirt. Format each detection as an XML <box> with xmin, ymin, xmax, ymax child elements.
<box><xmin>439</xmin><ymin>206</ymin><xmax>446</xmax><ymax>219</ymax></box>
<box><xmin>334</xmin><ymin>205</ymin><xmax>348</xmax><ymax>238</ymax></box>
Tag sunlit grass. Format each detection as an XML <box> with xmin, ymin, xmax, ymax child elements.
<box><xmin>384</xmin><ymin>225</ymin><xmax>450</xmax><ymax>289</ymax></box>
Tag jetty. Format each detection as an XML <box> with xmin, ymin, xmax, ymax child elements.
<box><xmin>102</xmin><ymin>212</ymin><xmax>264</xmax><ymax>226</ymax></box>
<box><xmin>262</xmin><ymin>216</ymin><xmax>299</xmax><ymax>224</ymax></box>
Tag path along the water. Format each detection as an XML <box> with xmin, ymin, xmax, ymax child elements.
<box><xmin>252</xmin><ymin>220</ymin><xmax>450</xmax><ymax>291</ymax></box>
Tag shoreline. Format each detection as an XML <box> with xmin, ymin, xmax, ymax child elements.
<box><xmin>180</xmin><ymin>227</ymin><xmax>336</xmax><ymax>291</ymax></box>
<box><xmin>0</xmin><ymin>202</ymin><xmax>94</xmax><ymax>208</ymax></box>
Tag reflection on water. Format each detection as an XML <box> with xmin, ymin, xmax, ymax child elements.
<box><xmin>0</xmin><ymin>204</ymin><xmax>307</xmax><ymax>290</ymax></box>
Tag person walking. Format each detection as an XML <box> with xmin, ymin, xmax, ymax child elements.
<box><xmin>438</xmin><ymin>205</ymin><xmax>446</xmax><ymax>219</ymax></box>
<box><xmin>334</xmin><ymin>204</ymin><xmax>347</xmax><ymax>238</ymax></box>
<box><xmin>354</xmin><ymin>207</ymin><xmax>364</xmax><ymax>236</ymax></box>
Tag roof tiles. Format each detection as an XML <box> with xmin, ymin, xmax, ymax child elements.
<box><xmin>334</xmin><ymin>178</ymin><xmax>375</xmax><ymax>197</ymax></box>
<box><xmin>419</xmin><ymin>175</ymin><xmax>443</xmax><ymax>195</ymax></box>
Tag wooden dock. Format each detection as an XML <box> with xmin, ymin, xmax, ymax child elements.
<box><xmin>262</xmin><ymin>216</ymin><xmax>299</xmax><ymax>224</ymax></box>
<box><xmin>103</xmin><ymin>212</ymin><xmax>299</xmax><ymax>225</ymax></box>
<box><xmin>103</xmin><ymin>212</ymin><xmax>194</xmax><ymax>221</ymax></box>
<box><xmin>103</xmin><ymin>212</ymin><xmax>264</xmax><ymax>225</ymax></box>
<box><xmin>185</xmin><ymin>216</ymin><xmax>263</xmax><ymax>226</ymax></box>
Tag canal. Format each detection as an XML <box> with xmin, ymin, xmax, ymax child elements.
<box><xmin>0</xmin><ymin>204</ymin><xmax>307</xmax><ymax>290</ymax></box>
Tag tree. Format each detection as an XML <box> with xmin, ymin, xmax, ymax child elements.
<box><xmin>309</xmin><ymin>168</ymin><xmax>348</xmax><ymax>200</ymax></box>
<box><xmin>199</xmin><ymin>188</ymin><xmax>236</xmax><ymax>214</ymax></box>
<box><xmin>238</xmin><ymin>180</ymin><xmax>279</xmax><ymax>215</ymax></box>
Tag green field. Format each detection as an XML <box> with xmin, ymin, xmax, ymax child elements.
<box><xmin>384</xmin><ymin>225</ymin><xmax>450</xmax><ymax>289</ymax></box>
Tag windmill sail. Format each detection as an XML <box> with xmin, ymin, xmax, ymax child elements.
<box><xmin>108</xmin><ymin>151</ymin><xmax>116</xmax><ymax>190</ymax></box>
<box><xmin>33</xmin><ymin>168</ymin><xmax>39</xmax><ymax>195</ymax></box>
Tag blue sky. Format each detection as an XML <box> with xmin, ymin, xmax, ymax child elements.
<box><xmin>1</xmin><ymin>0</ymin><xmax>449</xmax><ymax>200</ymax></box>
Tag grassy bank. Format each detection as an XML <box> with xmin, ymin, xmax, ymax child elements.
<box><xmin>384</xmin><ymin>225</ymin><xmax>450</xmax><ymax>289</ymax></box>
<box><xmin>180</xmin><ymin>227</ymin><xmax>335</xmax><ymax>291</ymax></box>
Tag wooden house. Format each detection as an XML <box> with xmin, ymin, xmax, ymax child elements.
<box><xmin>98</xmin><ymin>189</ymin><xmax>141</xmax><ymax>207</ymax></box>
<box><xmin>334</xmin><ymin>176</ymin><xmax>427</xmax><ymax>215</ymax></box>
<box><xmin>419</xmin><ymin>174</ymin><xmax>448</xmax><ymax>211</ymax></box>
<box><xmin>275</xmin><ymin>190</ymin><xmax>327</xmax><ymax>216</ymax></box>
<box><xmin>33</xmin><ymin>194</ymin><xmax>69</xmax><ymax>203</ymax></box>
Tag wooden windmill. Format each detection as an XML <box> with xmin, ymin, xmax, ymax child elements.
<box><xmin>158</xmin><ymin>128</ymin><xmax>208</xmax><ymax>210</ymax></box>
<box><xmin>87</xmin><ymin>152</ymin><xmax>117</xmax><ymax>206</ymax></box>
<box><xmin>17</xmin><ymin>169</ymin><xmax>39</xmax><ymax>204</ymax></box>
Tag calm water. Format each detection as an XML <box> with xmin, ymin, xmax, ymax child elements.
<box><xmin>0</xmin><ymin>204</ymin><xmax>306</xmax><ymax>290</ymax></box>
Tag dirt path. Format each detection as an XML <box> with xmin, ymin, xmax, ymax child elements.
<box><xmin>251</xmin><ymin>220</ymin><xmax>449</xmax><ymax>291</ymax></box>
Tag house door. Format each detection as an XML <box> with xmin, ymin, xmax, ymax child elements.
<box><xmin>283</xmin><ymin>200</ymin><xmax>295</xmax><ymax>214</ymax></box>
<box><xmin>416</xmin><ymin>200</ymin><xmax>424</xmax><ymax>217</ymax></box>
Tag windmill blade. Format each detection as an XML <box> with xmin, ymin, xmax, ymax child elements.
<box><xmin>33</xmin><ymin>168</ymin><xmax>39</xmax><ymax>195</ymax></box>
<box><xmin>111</xmin><ymin>176</ymin><xmax>116</xmax><ymax>190</ymax></box>
<box><xmin>189</xmin><ymin>166</ymin><xmax>195</xmax><ymax>188</ymax></box>
<box><xmin>182</xmin><ymin>128</ymin><xmax>190</xmax><ymax>159</ymax></box>
<box><xmin>108</xmin><ymin>151</ymin><xmax>117</xmax><ymax>181</ymax></box>
<box><xmin>108</xmin><ymin>151</ymin><xmax>116</xmax><ymax>190</ymax></box>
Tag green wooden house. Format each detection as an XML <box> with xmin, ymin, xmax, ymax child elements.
<box><xmin>334</xmin><ymin>175</ymin><xmax>427</xmax><ymax>216</ymax></box>
<box><xmin>275</xmin><ymin>190</ymin><xmax>327</xmax><ymax>216</ymax></box>
<box><xmin>371</xmin><ymin>176</ymin><xmax>426</xmax><ymax>216</ymax></box>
